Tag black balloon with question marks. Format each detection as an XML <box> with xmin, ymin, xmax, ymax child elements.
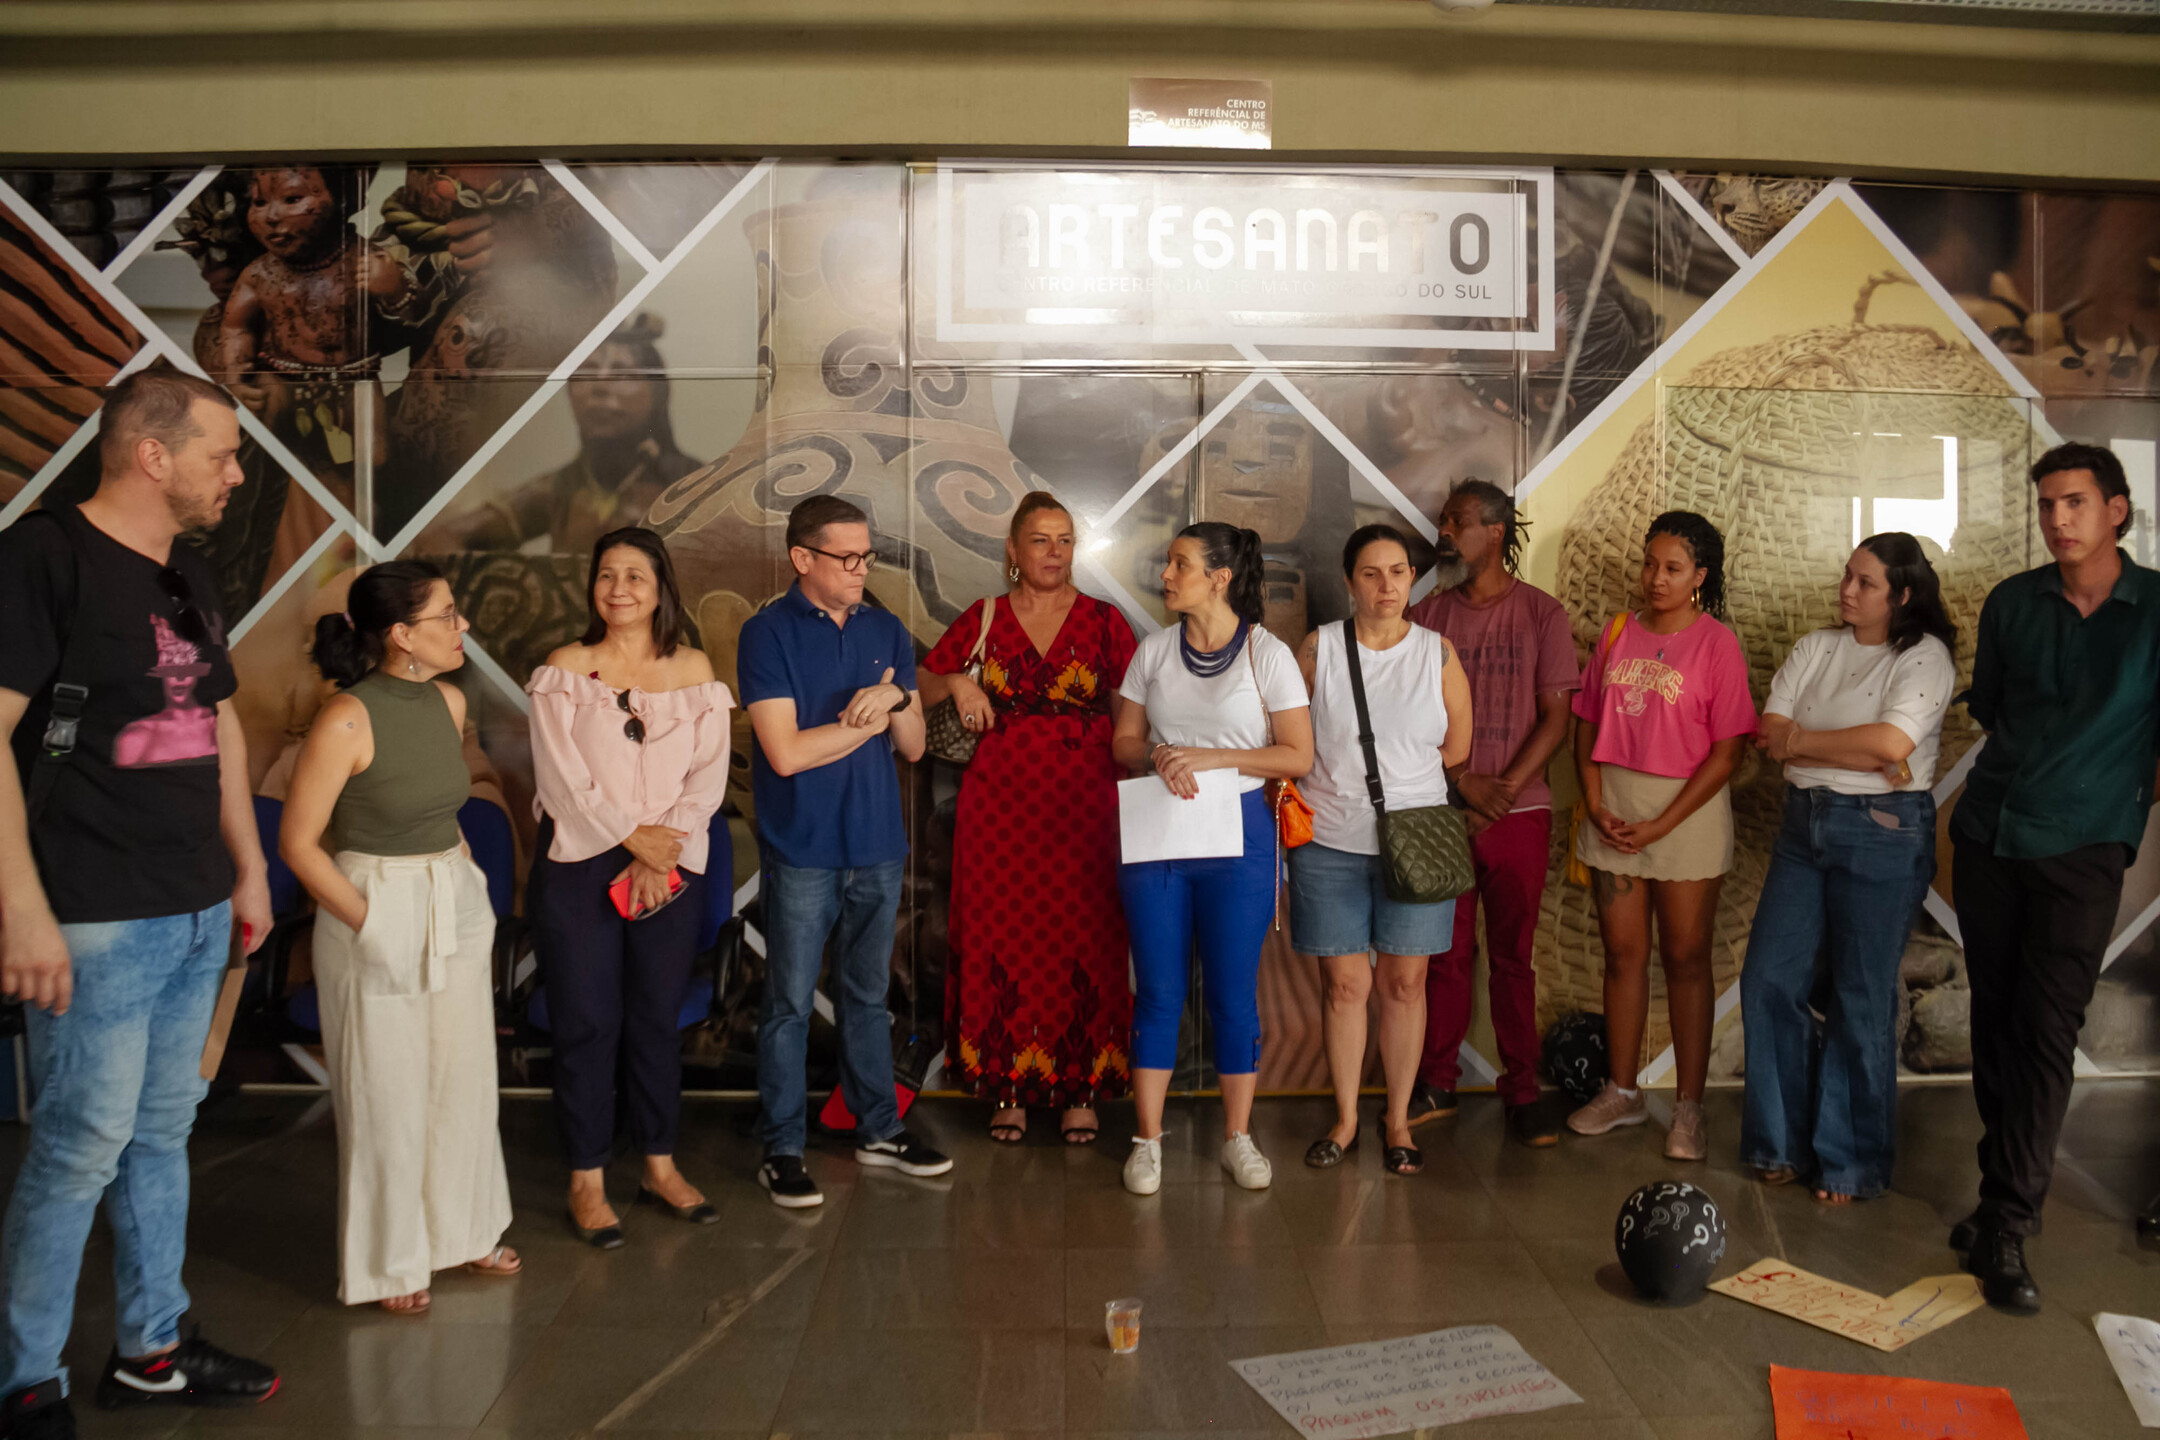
<box><xmin>1615</xmin><ymin>1180</ymin><xmax>1727</xmax><ymax>1302</ymax></box>
<box><xmin>1541</xmin><ymin>1011</ymin><xmax>1610</xmax><ymax>1106</ymax></box>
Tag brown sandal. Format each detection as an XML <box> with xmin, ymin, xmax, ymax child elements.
<box><xmin>1754</xmin><ymin>1166</ymin><xmax>1800</xmax><ymax>1187</ymax></box>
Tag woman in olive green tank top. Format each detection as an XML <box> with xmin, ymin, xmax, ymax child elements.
<box><xmin>280</xmin><ymin>561</ymin><xmax>519</xmax><ymax>1315</ymax></box>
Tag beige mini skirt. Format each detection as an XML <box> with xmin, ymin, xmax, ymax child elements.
<box><xmin>1574</xmin><ymin>763</ymin><xmax>1733</xmax><ymax>882</ymax></box>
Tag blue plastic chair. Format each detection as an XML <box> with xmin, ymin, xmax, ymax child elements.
<box><xmin>249</xmin><ymin>796</ymin><xmax>315</xmax><ymax>1026</ymax></box>
<box><xmin>525</xmin><ymin>809</ymin><xmax>734</xmax><ymax>1034</ymax></box>
<box><xmin>253</xmin><ymin>795</ymin><xmax>302</xmax><ymax>918</ymax></box>
<box><xmin>460</xmin><ymin>797</ymin><xmax>517</xmax><ymax>920</ymax></box>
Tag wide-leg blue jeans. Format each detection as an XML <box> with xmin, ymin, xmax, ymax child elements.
<box><xmin>1739</xmin><ymin>787</ymin><xmax>1934</xmax><ymax>1199</ymax></box>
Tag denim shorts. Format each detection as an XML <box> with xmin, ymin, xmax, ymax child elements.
<box><xmin>1287</xmin><ymin>841</ymin><xmax>1457</xmax><ymax>958</ymax></box>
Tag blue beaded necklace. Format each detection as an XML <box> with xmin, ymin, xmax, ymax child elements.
<box><xmin>1179</xmin><ymin>618</ymin><xmax>1249</xmax><ymax>678</ymax></box>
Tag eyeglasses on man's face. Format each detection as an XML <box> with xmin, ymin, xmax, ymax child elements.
<box><xmin>800</xmin><ymin>544</ymin><xmax>879</xmax><ymax>574</ymax></box>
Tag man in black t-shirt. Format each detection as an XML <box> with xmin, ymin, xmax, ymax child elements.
<box><xmin>0</xmin><ymin>366</ymin><xmax>280</xmax><ymax>1439</ymax></box>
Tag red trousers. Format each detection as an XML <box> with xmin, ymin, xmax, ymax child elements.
<box><xmin>1419</xmin><ymin>807</ymin><xmax>1550</xmax><ymax>1106</ymax></box>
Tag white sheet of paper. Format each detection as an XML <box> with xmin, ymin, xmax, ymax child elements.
<box><xmin>1118</xmin><ymin>768</ymin><xmax>1244</xmax><ymax>863</ymax></box>
<box><xmin>2097</xmin><ymin>1312</ymin><xmax>2160</xmax><ymax>1427</ymax></box>
<box><xmin>1232</xmin><ymin>1325</ymin><xmax>1582</xmax><ymax>1438</ymax></box>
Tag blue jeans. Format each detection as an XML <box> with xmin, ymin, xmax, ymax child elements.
<box><xmin>2</xmin><ymin>902</ymin><xmax>231</xmax><ymax>1397</ymax></box>
<box><xmin>1740</xmin><ymin>789</ymin><xmax>1933</xmax><ymax>1199</ymax></box>
<box><xmin>757</xmin><ymin>857</ymin><xmax>904</xmax><ymax>1156</ymax></box>
<box><xmin>1119</xmin><ymin>789</ymin><xmax>1276</xmax><ymax>1076</ymax></box>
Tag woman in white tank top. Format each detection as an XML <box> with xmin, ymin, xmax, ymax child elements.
<box><xmin>1290</xmin><ymin>525</ymin><xmax>1473</xmax><ymax>1178</ymax></box>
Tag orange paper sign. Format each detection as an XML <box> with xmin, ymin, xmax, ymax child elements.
<box><xmin>1769</xmin><ymin>1365</ymin><xmax>2027</xmax><ymax>1439</ymax></box>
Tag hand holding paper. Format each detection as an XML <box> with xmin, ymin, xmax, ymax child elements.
<box><xmin>1118</xmin><ymin>768</ymin><xmax>1243</xmax><ymax>863</ymax></box>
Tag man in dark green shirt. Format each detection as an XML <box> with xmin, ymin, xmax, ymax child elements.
<box><xmin>1950</xmin><ymin>441</ymin><xmax>2160</xmax><ymax>1314</ymax></box>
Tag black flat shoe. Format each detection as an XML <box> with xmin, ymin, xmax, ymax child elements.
<box><xmin>1383</xmin><ymin>1143</ymin><xmax>1424</xmax><ymax>1176</ymax></box>
<box><xmin>1304</xmin><ymin>1123</ymin><xmax>1359</xmax><ymax>1169</ymax></box>
<box><xmin>568</xmin><ymin>1208</ymin><xmax>626</xmax><ymax>1249</ymax></box>
<box><xmin>637</xmin><ymin>1186</ymin><xmax>720</xmax><ymax>1225</ymax></box>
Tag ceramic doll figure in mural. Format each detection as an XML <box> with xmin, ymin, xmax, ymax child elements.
<box><xmin>154</xmin><ymin>172</ymin><xmax>264</xmax><ymax>379</ymax></box>
<box><xmin>369</xmin><ymin>165</ymin><xmax>618</xmax><ymax>537</ymax></box>
<box><xmin>216</xmin><ymin>165</ymin><xmax>401</xmax><ymax>511</ymax></box>
<box><xmin>419</xmin><ymin>315</ymin><xmax>702</xmax><ymax>559</ymax></box>
<box><xmin>918</xmin><ymin>492</ymin><xmax>1138</xmax><ymax>1146</ymax></box>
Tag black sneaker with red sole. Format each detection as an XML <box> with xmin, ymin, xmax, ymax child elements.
<box><xmin>93</xmin><ymin>1327</ymin><xmax>278</xmax><ymax>1410</ymax></box>
<box><xmin>1</xmin><ymin>1379</ymin><xmax>74</xmax><ymax>1439</ymax></box>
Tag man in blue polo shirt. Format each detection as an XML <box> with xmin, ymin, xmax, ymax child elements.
<box><xmin>1950</xmin><ymin>442</ymin><xmax>2160</xmax><ymax>1311</ymax></box>
<box><xmin>738</xmin><ymin>495</ymin><xmax>950</xmax><ymax>1207</ymax></box>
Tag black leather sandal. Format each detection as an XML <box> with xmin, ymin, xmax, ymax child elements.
<box><xmin>637</xmin><ymin>1185</ymin><xmax>720</xmax><ymax>1225</ymax></box>
<box><xmin>568</xmin><ymin>1207</ymin><xmax>626</xmax><ymax>1250</ymax></box>
<box><xmin>1304</xmin><ymin>1123</ymin><xmax>1360</xmax><ymax>1169</ymax></box>
<box><xmin>1383</xmin><ymin>1143</ymin><xmax>1423</xmax><ymax>1176</ymax></box>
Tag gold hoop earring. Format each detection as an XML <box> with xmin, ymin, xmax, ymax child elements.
<box><xmin>1691</xmin><ymin>587</ymin><xmax>1702</xmax><ymax>609</ymax></box>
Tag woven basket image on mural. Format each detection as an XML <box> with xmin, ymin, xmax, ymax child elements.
<box><xmin>1547</xmin><ymin>273</ymin><xmax>2043</xmax><ymax>1069</ymax></box>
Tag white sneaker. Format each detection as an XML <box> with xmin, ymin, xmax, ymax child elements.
<box><xmin>1123</xmin><ymin>1135</ymin><xmax>1163</xmax><ymax>1196</ymax></box>
<box><xmin>1221</xmin><ymin>1132</ymin><xmax>1272</xmax><ymax>1190</ymax></box>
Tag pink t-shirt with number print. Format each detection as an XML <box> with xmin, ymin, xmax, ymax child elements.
<box><xmin>1572</xmin><ymin>612</ymin><xmax>1757</xmax><ymax>778</ymax></box>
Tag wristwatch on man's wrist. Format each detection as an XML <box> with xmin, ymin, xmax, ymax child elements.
<box><xmin>887</xmin><ymin>686</ymin><xmax>911</xmax><ymax>714</ymax></box>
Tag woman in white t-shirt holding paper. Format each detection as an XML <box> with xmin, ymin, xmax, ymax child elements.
<box><xmin>1292</xmin><ymin>525</ymin><xmax>1473</xmax><ymax>1178</ymax></box>
<box><xmin>1111</xmin><ymin>523</ymin><xmax>1314</xmax><ymax>1197</ymax></box>
<box><xmin>1740</xmin><ymin>533</ymin><xmax>1957</xmax><ymax>1205</ymax></box>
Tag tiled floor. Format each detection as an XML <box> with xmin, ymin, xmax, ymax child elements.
<box><xmin>6</xmin><ymin>1080</ymin><xmax>2157</xmax><ymax>1438</ymax></box>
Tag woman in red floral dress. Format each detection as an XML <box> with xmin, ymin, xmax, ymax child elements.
<box><xmin>919</xmin><ymin>492</ymin><xmax>1137</xmax><ymax>1144</ymax></box>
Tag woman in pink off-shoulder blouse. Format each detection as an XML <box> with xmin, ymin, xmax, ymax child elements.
<box><xmin>526</xmin><ymin>527</ymin><xmax>732</xmax><ymax>1249</ymax></box>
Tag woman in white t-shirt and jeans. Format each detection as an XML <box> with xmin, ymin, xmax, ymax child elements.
<box><xmin>1740</xmin><ymin>533</ymin><xmax>1957</xmax><ymax>1205</ymax></box>
<box><xmin>1111</xmin><ymin>523</ymin><xmax>1314</xmax><ymax>1197</ymax></box>
<box><xmin>1292</xmin><ymin>526</ymin><xmax>1473</xmax><ymax>1177</ymax></box>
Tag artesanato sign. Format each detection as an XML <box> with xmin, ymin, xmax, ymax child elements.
<box><xmin>934</xmin><ymin>164</ymin><xmax>1553</xmax><ymax>351</ymax></box>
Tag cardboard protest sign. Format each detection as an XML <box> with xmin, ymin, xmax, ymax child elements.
<box><xmin>1709</xmin><ymin>1258</ymin><xmax>1984</xmax><ymax>1352</ymax></box>
<box><xmin>1768</xmin><ymin>1365</ymin><xmax>2026</xmax><ymax>1438</ymax></box>
<box><xmin>1230</xmin><ymin>1325</ymin><xmax>1580</xmax><ymax>1437</ymax></box>
<box><xmin>2095</xmin><ymin>1313</ymin><xmax>2160</xmax><ymax>1427</ymax></box>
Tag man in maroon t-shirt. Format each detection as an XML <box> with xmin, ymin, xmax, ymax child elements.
<box><xmin>1405</xmin><ymin>481</ymin><xmax>1579</xmax><ymax>1147</ymax></box>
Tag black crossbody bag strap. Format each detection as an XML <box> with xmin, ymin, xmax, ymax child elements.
<box><xmin>23</xmin><ymin>511</ymin><xmax>90</xmax><ymax>832</ymax></box>
<box><xmin>1339</xmin><ymin>618</ymin><xmax>1386</xmax><ymax>817</ymax></box>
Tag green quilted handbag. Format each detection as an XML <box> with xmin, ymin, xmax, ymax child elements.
<box><xmin>1339</xmin><ymin>618</ymin><xmax>1475</xmax><ymax>904</ymax></box>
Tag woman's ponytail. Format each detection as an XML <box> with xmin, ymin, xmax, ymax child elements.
<box><xmin>310</xmin><ymin>612</ymin><xmax>373</xmax><ymax>688</ymax></box>
<box><xmin>310</xmin><ymin>560</ymin><xmax>444</xmax><ymax>689</ymax></box>
<box><xmin>1178</xmin><ymin>521</ymin><xmax>1268</xmax><ymax>627</ymax></box>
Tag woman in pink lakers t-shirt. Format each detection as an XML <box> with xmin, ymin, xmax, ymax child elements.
<box><xmin>1566</xmin><ymin>511</ymin><xmax>1757</xmax><ymax>1161</ymax></box>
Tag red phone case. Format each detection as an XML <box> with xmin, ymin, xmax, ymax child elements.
<box><xmin>609</xmin><ymin>867</ymin><xmax>685</xmax><ymax>920</ymax></box>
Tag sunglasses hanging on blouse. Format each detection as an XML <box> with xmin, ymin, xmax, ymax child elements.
<box><xmin>616</xmin><ymin>689</ymin><xmax>645</xmax><ymax>744</ymax></box>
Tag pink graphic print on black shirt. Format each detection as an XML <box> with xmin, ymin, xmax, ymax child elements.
<box><xmin>113</xmin><ymin>614</ymin><xmax>219</xmax><ymax>768</ymax></box>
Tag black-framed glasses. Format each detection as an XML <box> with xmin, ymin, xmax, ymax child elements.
<box><xmin>156</xmin><ymin>566</ymin><xmax>209</xmax><ymax>645</ymax></box>
<box><xmin>617</xmin><ymin>689</ymin><xmax>645</xmax><ymax>744</ymax></box>
<box><xmin>799</xmin><ymin>544</ymin><xmax>879</xmax><ymax>574</ymax></box>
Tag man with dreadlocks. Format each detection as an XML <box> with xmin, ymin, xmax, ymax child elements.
<box><xmin>1403</xmin><ymin>480</ymin><xmax>1579</xmax><ymax>1147</ymax></box>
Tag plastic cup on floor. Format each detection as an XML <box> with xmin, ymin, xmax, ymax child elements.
<box><xmin>1105</xmin><ymin>1298</ymin><xmax>1143</xmax><ymax>1354</ymax></box>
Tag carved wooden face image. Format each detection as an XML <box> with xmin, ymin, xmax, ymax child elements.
<box><xmin>248</xmin><ymin>168</ymin><xmax>346</xmax><ymax>265</ymax></box>
<box><xmin>1139</xmin><ymin>402</ymin><xmax>1318</xmax><ymax>549</ymax></box>
<box><xmin>1198</xmin><ymin>403</ymin><xmax>1313</xmax><ymax>543</ymax></box>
